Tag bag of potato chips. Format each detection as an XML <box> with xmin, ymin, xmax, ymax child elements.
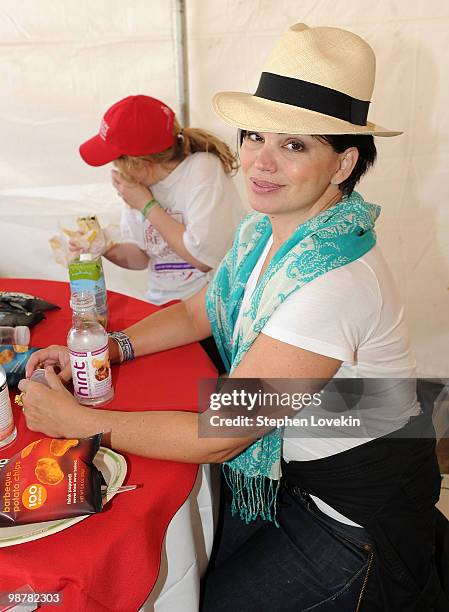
<box><xmin>0</xmin><ymin>434</ymin><xmax>103</xmax><ymax>526</ymax></box>
<box><xmin>0</xmin><ymin>346</ymin><xmax>39</xmax><ymax>387</ymax></box>
<box><xmin>0</xmin><ymin>292</ymin><xmax>59</xmax><ymax>328</ymax></box>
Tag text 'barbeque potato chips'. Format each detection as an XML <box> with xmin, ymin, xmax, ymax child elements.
<box><xmin>0</xmin><ymin>434</ymin><xmax>103</xmax><ymax>526</ymax></box>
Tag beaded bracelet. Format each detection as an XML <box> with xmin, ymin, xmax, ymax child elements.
<box><xmin>141</xmin><ymin>198</ymin><xmax>159</xmax><ymax>219</ymax></box>
<box><xmin>108</xmin><ymin>331</ymin><xmax>135</xmax><ymax>363</ymax></box>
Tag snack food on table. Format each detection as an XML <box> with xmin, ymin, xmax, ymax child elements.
<box><xmin>0</xmin><ymin>349</ymin><xmax>14</xmax><ymax>366</ymax></box>
<box><xmin>0</xmin><ymin>346</ymin><xmax>39</xmax><ymax>387</ymax></box>
<box><xmin>0</xmin><ymin>292</ymin><xmax>59</xmax><ymax>328</ymax></box>
<box><xmin>0</xmin><ymin>292</ymin><xmax>59</xmax><ymax>315</ymax></box>
<box><xmin>0</xmin><ymin>434</ymin><xmax>103</xmax><ymax>526</ymax></box>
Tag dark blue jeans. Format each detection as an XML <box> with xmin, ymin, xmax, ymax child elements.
<box><xmin>200</xmin><ymin>481</ymin><xmax>374</xmax><ymax>611</ymax></box>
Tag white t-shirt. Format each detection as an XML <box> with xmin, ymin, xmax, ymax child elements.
<box><xmin>235</xmin><ymin>238</ymin><xmax>420</xmax><ymax>526</ymax></box>
<box><xmin>120</xmin><ymin>152</ymin><xmax>245</xmax><ymax>305</ymax></box>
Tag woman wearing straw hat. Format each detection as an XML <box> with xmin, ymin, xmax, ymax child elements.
<box><xmin>22</xmin><ymin>24</ymin><xmax>447</xmax><ymax>611</ymax></box>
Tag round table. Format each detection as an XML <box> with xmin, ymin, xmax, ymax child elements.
<box><xmin>0</xmin><ymin>279</ymin><xmax>217</xmax><ymax>611</ymax></box>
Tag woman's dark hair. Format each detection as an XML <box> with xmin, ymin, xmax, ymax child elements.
<box><xmin>315</xmin><ymin>134</ymin><xmax>377</xmax><ymax>196</ymax></box>
<box><xmin>238</xmin><ymin>130</ymin><xmax>377</xmax><ymax>196</ymax></box>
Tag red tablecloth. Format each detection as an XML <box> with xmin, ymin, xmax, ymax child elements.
<box><xmin>0</xmin><ymin>279</ymin><xmax>216</xmax><ymax>611</ymax></box>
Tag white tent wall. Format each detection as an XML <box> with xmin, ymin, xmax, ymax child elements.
<box><xmin>0</xmin><ymin>0</ymin><xmax>448</xmax><ymax>378</ymax></box>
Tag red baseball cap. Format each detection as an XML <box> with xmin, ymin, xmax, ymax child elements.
<box><xmin>79</xmin><ymin>95</ymin><xmax>176</xmax><ymax>166</ymax></box>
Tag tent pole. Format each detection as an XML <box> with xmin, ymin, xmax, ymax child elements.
<box><xmin>173</xmin><ymin>0</ymin><xmax>190</xmax><ymax>127</ymax></box>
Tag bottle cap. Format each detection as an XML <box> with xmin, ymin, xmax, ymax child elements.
<box><xmin>30</xmin><ymin>368</ymin><xmax>50</xmax><ymax>387</ymax></box>
<box><xmin>79</xmin><ymin>253</ymin><xmax>93</xmax><ymax>261</ymax></box>
<box><xmin>70</xmin><ymin>292</ymin><xmax>96</xmax><ymax>312</ymax></box>
<box><xmin>14</xmin><ymin>326</ymin><xmax>30</xmax><ymax>346</ymax></box>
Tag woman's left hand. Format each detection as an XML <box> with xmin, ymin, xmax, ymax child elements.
<box><xmin>111</xmin><ymin>170</ymin><xmax>153</xmax><ymax>212</ymax></box>
<box><xmin>18</xmin><ymin>367</ymin><xmax>93</xmax><ymax>438</ymax></box>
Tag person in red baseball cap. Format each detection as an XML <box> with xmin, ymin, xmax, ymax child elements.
<box><xmin>78</xmin><ymin>94</ymin><xmax>245</xmax><ymax>309</ymax></box>
<box><xmin>77</xmin><ymin>95</ymin><xmax>246</xmax><ymax>372</ymax></box>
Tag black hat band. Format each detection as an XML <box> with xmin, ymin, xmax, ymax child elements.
<box><xmin>254</xmin><ymin>72</ymin><xmax>370</xmax><ymax>126</ymax></box>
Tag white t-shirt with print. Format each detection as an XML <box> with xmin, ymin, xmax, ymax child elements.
<box><xmin>235</xmin><ymin>238</ymin><xmax>420</xmax><ymax>526</ymax></box>
<box><xmin>120</xmin><ymin>152</ymin><xmax>245</xmax><ymax>305</ymax></box>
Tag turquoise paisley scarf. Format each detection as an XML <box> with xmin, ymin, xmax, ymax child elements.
<box><xmin>205</xmin><ymin>191</ymin><xmax>380</xmax><ymax>524</ymax></box>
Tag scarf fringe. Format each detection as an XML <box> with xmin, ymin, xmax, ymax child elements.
<box><xmin>223</xmin><ymin>465</ymin><xmax>280</xmax><ymax>527</ymax></box>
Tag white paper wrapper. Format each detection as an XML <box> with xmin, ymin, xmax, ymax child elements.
<box><xmin>49</xmin><ymin>216</ymin><xmax>120</xmax><ymax>266</ymax></box>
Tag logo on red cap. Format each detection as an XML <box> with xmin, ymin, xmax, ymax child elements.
<box><xmin>99</xmin><ymin>119</ymin><xmax>110</xmax><ymax>142</ymax></box>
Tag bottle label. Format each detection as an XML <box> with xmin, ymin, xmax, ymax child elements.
<box><xmin>68</xmin><ymin>258</ymin><xmax>108</xmax><ymax>328</ymax></box>
<box><xmin>69</xmin><ymin>345</ymin><xmax>112</xmax><ymax>400</ymax></box>
<box><xmin>0</xmin><ymin>380</ymin><xmax>15</xmax><ymax>441</ymax></box>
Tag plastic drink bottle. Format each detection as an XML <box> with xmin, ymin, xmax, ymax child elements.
<box><xmin>29</xmin><ymin>368</ymin><xmax>50</xmax><ymax>387</ymax></box>
<box><xmin>68</xmin><ymin>253</ymin><xmax>108</xmax><ymax>328</ymax></box>
<box><xmin>0</xmin><ymin>326</ymin><xmax>30</xmax><ymax>346</ymax></box>
<box><xmin>0</xmin><ymin>365</ymin><xmax>17</xmax><ymax>448</ymax></box>
<box><xmin>67</xmin><ymin>292</ymin><xmax>113</xmax><ymax>407</ymax></box>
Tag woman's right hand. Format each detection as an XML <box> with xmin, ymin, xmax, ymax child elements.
<box><xmin>25</xmin><ymin>345</ymin><xmax>72</xmax><ymax>382</ymax></box>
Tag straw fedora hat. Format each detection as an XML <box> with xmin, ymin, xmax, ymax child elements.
<box><xmin>213</xmin><ymin>23</ymin><xmax>401</xmax><ymax>136</ymax></box>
